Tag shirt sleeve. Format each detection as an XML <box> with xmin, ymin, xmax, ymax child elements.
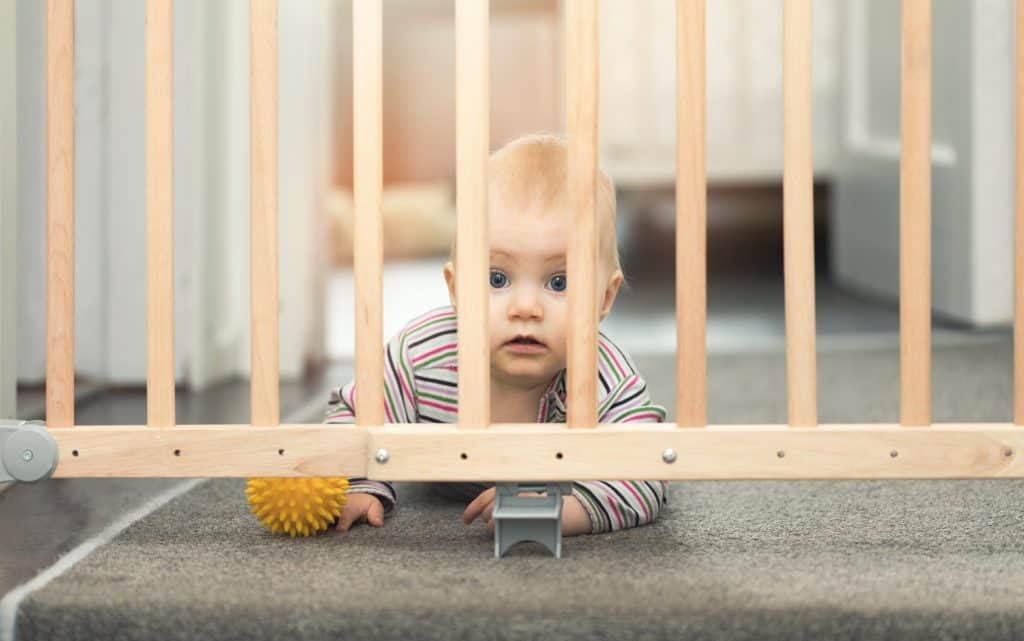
<box><xmin>323</xmin><ymin>329</ymin><xmax>419</xmax><ymax>517</ymax></box>
<box><xmin>572</xmin><ymin>372</ymin><xmax>669</xmax><ymax>534</ymax></box>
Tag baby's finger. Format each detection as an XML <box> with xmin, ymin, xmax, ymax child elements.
<box><xmin>463</xmin><ymin>488</ymin><xmax>495</xmax><ymax>524</ymax></box>
<box><xmin>462</xmin><ymin>502</ymin><xmax>479</xmax><ymax>525</ymax></box>
<box><xmin>336</xmin><ymin>512</ymin><xmax>355</xmax><ymax>532</ymax></box>
<box><xmin>336</xmin><ymin>505</ymin><xmax>362</xmax><ymax>532</ymax></box>
<box><xmin>367</xmin><ymin>501</ymin><xmax>384</xmax><ymax>527</ymax></box>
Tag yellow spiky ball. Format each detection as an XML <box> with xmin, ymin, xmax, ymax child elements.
<box><xmin>245</xmin><ymin>477</ymin><xmax>349</xmax><ymax>537</ymax></box>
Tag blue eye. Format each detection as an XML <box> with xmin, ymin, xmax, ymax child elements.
<box><xmin>489</xmin><ymin>270</ymin><xmax>508</xmax><ymax>288</ymax></box>
<box><xmin>548</xmin><ymin>274</ymin><xmax>567</xmax><ymax>292</ymax></box>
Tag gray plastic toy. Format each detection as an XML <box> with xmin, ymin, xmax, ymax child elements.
<box><xmin>492</xmin><ymin>482</ymin><xmax>573</xmax><ymax>558</ymax></box>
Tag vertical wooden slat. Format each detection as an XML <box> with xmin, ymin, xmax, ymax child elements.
<box><xmin>783</xmin><ymin>0</ymin><xmax>817</xmax><ymax>427</ymax></box>
<box><xmin>1016</xmin><ymin>0</ymin><xmax>1023</xmax><ymax>426</ymax></box>
<box><xmin>455</xmin><ymin>0</ymin><xmax>490</xmax><ymax>429</ymax></box>
<box><xmin>146</xmin><ymin>0</ymin><xmax>175</xmax><ymax>428</ymax></box>
<box><xmin>676</xmin><ymin>0</ymin><xmax>707</xmax><ymax>428</ymax></box>
<box><xmin>250</xmin><ymin>0</ymin><xmax>279</xmax><ymax>427</ymax></box>
<box><xmin>900</xmin><ymin>0</ymin><xmax>932</xmax><ymax>426</ymax></box>
<box><xmin>566</xmin><ymin>0</ymin><xmax>599</xmax><ymax>429</ymax></box>
<box><xmin>354</xmin><ymin>0</ymin><xmax>384</xmax><ymax>427</ymax></box>
<box><xmin>46</xmin><ymin>0</ymin><xmax>75</xmax><ymax>428</ymax></box>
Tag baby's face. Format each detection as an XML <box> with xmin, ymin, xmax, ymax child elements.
<box><xmin>486</xmin><ymin>208</ymin><xmax>571</xmax><ymax>388</ymax></box>
<box><xmin>444</xmin><ymin>205</ymin><xmax>623</xmax><ymax>391</ymax></box>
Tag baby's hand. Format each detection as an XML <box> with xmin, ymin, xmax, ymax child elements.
<box><xmin>462</xmin><ymin>487</ymin><xmax>501</xmax><ymax>532</ymax></box>
<box><xmin>336</xmin><ymin>493</ymin><xmax>385</xmax><ymax>532</ymax></box>
<box><xmin>462</xmin><ymin>487</ymin><xmax>592</xmax><ymax>536</ymax></box>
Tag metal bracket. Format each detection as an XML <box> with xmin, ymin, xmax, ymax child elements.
<box><xmin>0</xmin><ymin>420</ymin><xmax>58</xmax><ymax>483</ymax></box>
<box><xmin>493</xmin><ymin>482</ymin><xmax>573</xmax><ymax>559</ymax></box>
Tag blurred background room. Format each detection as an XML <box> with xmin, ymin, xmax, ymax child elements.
<box><xmin>1</xmin><ymin>0</ymin><xmax>1018</xmax><ymax>598</ymax></box>
<box><xmin>3</xmin><ymin>0</ymin><xmax>1016</xmax><ymax>429</ymax></box>
<box><xmin>2</xmin><ymin>1</ymin><xmax>1021</xmax><ymax>625</ymax></box>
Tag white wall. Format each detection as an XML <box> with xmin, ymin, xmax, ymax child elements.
<box><xmin>600</xmin><ymin>0</ymin><xmax>841</xmax><ymax>186</ymax></box>
<box><xmin>16</xmin><ymin>0</ymin><xmax>335</xmax><ymax>388</ymax></box>
<box><xmin>0</xmin><ymin>0</ymin><xmax>15</xmax><ymax>418</ymax></box>
<box><xmin>833</xmin><ymin>0</ymin><xmax>1014</xmax><ymax>326</ymax></box>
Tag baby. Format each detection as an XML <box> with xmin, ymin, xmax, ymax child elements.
<box><xmin>325</xmin><ymin>132</ymin><xmax>668</xmax><ymax>537</ymax></box>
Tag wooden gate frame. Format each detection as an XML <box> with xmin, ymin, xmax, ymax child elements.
<box><xmin>40</xmin><ymin>0</ymin><xmax>1023</xmax><ymax>481</ymax></box>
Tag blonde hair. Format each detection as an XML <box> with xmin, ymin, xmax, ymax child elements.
<box><xmin>450</xmin><ymin>132</ymin><xmax>622</xmax><ymax>278</ymax></box>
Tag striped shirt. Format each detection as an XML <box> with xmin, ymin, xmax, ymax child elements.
<box><xmin>323</xmin><ymin>304</ymin><xmax>669</xmax><ymax>534</ymax></box>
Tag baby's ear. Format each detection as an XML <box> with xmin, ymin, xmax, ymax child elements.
<box><xmin>443</xmin><ymin>261</ymin><xmax>457</xmax><ymax>309</ymax></box>
<box><xmin>599</xmin><ymin>269</ymin><xmax>624</xmax><ymax>321</ymax></box>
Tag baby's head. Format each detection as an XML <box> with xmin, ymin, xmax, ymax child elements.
<box><xmin>443</xmin><ymin>133</ymin><xmax>625</xmax><ymax>390</ymax></box>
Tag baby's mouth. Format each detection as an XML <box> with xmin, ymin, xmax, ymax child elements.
<box><xmin>504</xmin><ymin>335</ymin><xmax>546</xmax><ymax>348</ymax></box>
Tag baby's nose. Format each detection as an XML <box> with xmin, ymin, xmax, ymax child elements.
<box><xmin>508</xmin><ymin>288</ymin><xmax>543</xmax><ymax>318</ymax></box>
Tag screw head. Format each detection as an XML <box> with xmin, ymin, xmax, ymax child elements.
<box><xmin>21</xmin><ymin>449</ymin><xmax>34</xmax><ymax>462</ymax></box>
<box><xmin>662</xmin><ymin>448</ymin><xmax>677</xmax><ymax>464</ymax></box>
<box><xmin>374</xmin><ymin>448</ymin><xmax>389</xmax><ymax>464</ymax></box>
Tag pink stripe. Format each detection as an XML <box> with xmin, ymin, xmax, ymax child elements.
<box><xmin>601</xmin><ymin>338</ymin><xmax>627</xmax><ymax>378</ymax></box>
<box><xmin>624</xmin><ymin>412</ymin><xmax>663</xmax><ymax>422</ymax></box>
<box><xmin>412</xmin><ymin>342</ymin><xmax>457</xmax><ymax>365</ymax></box>
<box><xmin>326</xmin><ymin>409</ymin><xmax>353</xmax><ymax>421</ymax></box>
<box><xmin>407</xmin><ymin>310</ymin><xmax>454</xmax><ymax>334</ymax></box>
<box><xmin>391</xmin><ymin>365</ymin><xmax>415</xmax><ymax>413</ymax></box>
<box><xmin>420</xmin><ymin>398</ymin><xmax>458</xmax><ymax>414</ymax></box>
<box><xmin>597</xmin><ymin>483</ymin><xmax>625</xmax><ymax>530</ymax></box>
<box><xmin>347</xmin><ymin>385</ymin><xmax>395</xmax><ymax>422</ymax></box>
<box><xmin>621</xmin><ymin>481</ymin><xmax>650</xmax><ymax>521</ymax></box>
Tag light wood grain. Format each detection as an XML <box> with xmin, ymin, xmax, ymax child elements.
<box><xmin>783</xmin><ymin>0</ymin><xmax>817</xmax><ymax>427</ymax></box>
<box><xmin>566</xmin><ymin>0</ymin><xmax>599</xmax><ymax>429</ymax></box>
<box><xmin>47</xmin><ymin>423</ymin><xmax>1024</xmax><ymax>480</ymax></box>
<box><xmin>146</xmin><ymin>0</ymin><xmax>175</xmax><ymax>428</ymax></box>
<box><xmin>900</xmin><ymin>0</ymin><xmax>932</xmax><ymax>426</ymax></box>
<box><xmin>676</xmin><ymin>0</ymin><xmax>707</xmax><ymax>428</ymax></box>
<box><xmin>455</xmin><ymin>0</ymin><xmax>490</xmax><ymax>429</ymax></box>
<box><xmin>46</xmin><ymin>0</ymin><xmax>75</xmax><ymax>428</ymax></box>
<box><xmin>250</xmin><ymin>0</ymin><xmax>279</xmax><ymax>427</ymax></box>
<box><xmin>354</xmin><ymin>0</ymin><xmax>384</xmax><ymax>427</ymax></box>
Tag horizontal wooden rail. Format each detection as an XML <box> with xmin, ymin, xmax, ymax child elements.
<box><xmin>48</xmin><ymin>424</ymin><xmax>1023</xmax><ymax>480</ymax></box>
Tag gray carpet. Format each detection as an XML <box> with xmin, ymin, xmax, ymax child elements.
<box><xmin>14</xmin><ymin>339</ymin><xmax>1024</xmax><ymax>641</ymax></box>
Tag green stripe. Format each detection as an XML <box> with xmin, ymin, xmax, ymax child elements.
<box><xmin>597</xmin><ymin>375</ymin><xmax>634</xmax><ymax>416</ymax></box>
<box><xmin>597</xmin><ymin>342</ymin><xmax>617</xmax><ymax>379</ymax></box>
<box><xmin>627</xmin><ymin>480</ymin><xmax>656</xmax><ymax>519</ymax></box>
<box><xmin>383</xmin><ymin>377</ymin><xmax>402</xmax><ymax>421</ymax></box>
<box><xmin>419</xmin><ymin>390</ymin><xmax>457</xmax><ymax>405</ymax></box>
<box><xmin>395</xmin><ymin>331</ymin><xmax>428</xmax><ymax>412</ymax></box>
<box><xmin>418</xmin><ymin>349</ymin><xmax>458</xmax><ymax>369</ymax></box>
<box><xmin>572</xmin><ymin>484</ymin><xmax>608</xmax><ymax>532</ymax></box>
<box><xmin>396</xmin><ymin>313</ymin><xmax>453</xmax><ymax>408</ymax></box>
